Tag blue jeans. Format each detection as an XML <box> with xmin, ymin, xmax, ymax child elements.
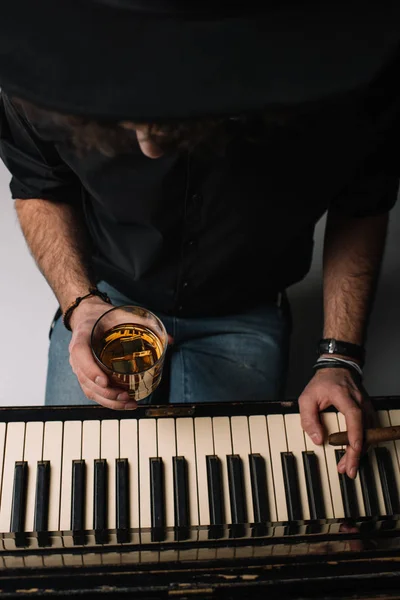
<box><xmin>45</xmin><ymin>282</ymin><xmax>291</xmax><ymax>406</ymax></box>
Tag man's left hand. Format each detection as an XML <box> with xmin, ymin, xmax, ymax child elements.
<box><xmin>298</xmin><ymin>368</ymin><xmax>374</xmax><ymax>479</ymax></box>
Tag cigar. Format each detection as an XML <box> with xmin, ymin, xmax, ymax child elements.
<box><xmin>329</xmin><ymin>425</ymin><xmax>400</xmax><ymax>446</ymax></box>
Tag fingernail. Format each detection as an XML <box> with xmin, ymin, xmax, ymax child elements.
<box><xmin>338</xmin><ymin>463</ymin><xmax>346</xmax><ymax>473</ymax></box>
<box><xmin>311</xmin><ymin>433</ymin><xmax>321</xmax><ymax>444</ymax></box>
<box><xmin>117</xmin><ymin>393</ymin><xmax>129</xmax><ymax>401</ymax></box>
<box><xmin>350</xmin><ymin>467</ymin><xmax>357</xmax><ymax>478</ymax></box>
<box><xmin>124</xmin><ymin>402</ymin><xmax>137</xmax><ymax>410</ymax></box>
<box><xmin>95</xmin><ymin>376</ymin><xmax>107</xmax><ymax>388</ymax></box>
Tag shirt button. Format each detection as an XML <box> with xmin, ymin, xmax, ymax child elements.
<box><xmin>187</xmin><ymin>239</ymin><xmax>195</xmax><ymax>247</ymax></box>
<box><xmin>182</xmin><ymin>281</ymin><xmax>188</xmax><ymax>288</ymax></box>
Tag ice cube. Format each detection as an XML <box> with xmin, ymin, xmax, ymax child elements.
<box><xmin>121</xmin><ymin>335</ymin><xmax>144</xmax><ymax>355</ymax></box>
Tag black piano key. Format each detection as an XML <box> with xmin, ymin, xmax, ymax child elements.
<box><xmin>71</xmin><ymin>460</ymin><xmax>85</xmax><ymax>544</ymax></box>
<box><xmin>173</xmin><ymin>456</ymin><xmax>189</xmax><ymax>531</ymax></box>
<box><xmin>249</xmin><ymin>454</ymin><xmax>269</xmax><ymax>523</ymax></box>
<box><xmin>150</xmin><ymin>457</ymin><xmax>165</xmax><ymax>541</ymax></box>
<box><xmin>116</xmin><ymin>459</ymin><xmax>130</xmax><ymax>543</ymax></box>
<box><xmin>10</xmin><ymin>461</ymin><xmax>28</xmax><ymax>538</ymax></box>
<box><xmin>227</xmin><ymin>455</ymin><xmax>247</xmax><ymax>525</ymax></box>
<box><xmin>281</xmin><ymin>452</ymin><xmax>302</xmax><ymax>521</ymax></box>
<box><xmin>375</xmin><ymin>447</ymin><xmax>400</xmax><ymax>515</ymax></box>
<box><xmin>335</xmin><ymin>449</ymin><xmax>359</xmax><ymax>519</ymax></box>
<box><xmin>359</xmin><ymin>453</ymin><xmax>379</xmax><ymax>517</ymax></box>
<box><xmin>302</xmin><ymin>451</ymin><xmax>325</xmax><ymax>520</ymax></box>
<box><xmin>206</xmin><ymin>455</ymin><xmax>224</xmax><ymax>526</ymax></box>
<box><xmin>94</xmin><ymin>459</ymin><xmax>108</xmax><ymax>544</ymax></box>
<box><xmin>34</xmin><ymin>461</ymin><xmax>50</xmax><ymax>534</ymax></box>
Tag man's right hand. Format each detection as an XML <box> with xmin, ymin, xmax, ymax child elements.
<box><xmin>68</xmin><ymin>297</ymin><xmax>138</xmax><ymax>410</ymax></box>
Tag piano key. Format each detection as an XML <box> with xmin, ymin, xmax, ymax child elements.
<box><xmin>195</xmin><ymin>417</ymin><xmax>214</xmax><ymax>534</ymax></box>
<box><xmin>101</xmin><ymin>420</ymin><xmax>119</xmax><ymax>532</ymax></box>
<box><xmin>34</xmin><ymin>461</ymin><xmax>50</xmax><ymax>542</ymax></box>
<box><xmin>120</xmin><ymin>419</ymin><xmax>139</xmax><ymax>543</ymax></box>
<box><xmin>94</xmin><ymin>459</ymin><xmax>108</xmax><ymax>543</ymax></box>
<box><xmin>10</xmin><ymin>461</ymin><xmax>28</xmax><ymax>536</ymax></box>
<box><xmin>227</xmin><ymin>455</ymin><xmax>247</xmax><ymax>524</ymax></box>
<box><xmin>206</xmin><ymin>455</ymin><xmax>224</xmax><ymax>527</ymax></box>
<box><xmin>59</xmin><ymin>421</ymin><xmax>82</xmax><ymax>533</ymax></box>
<box><xmin>337</xmin><ymin>412</ymin><xmax>366</xmax><ymax>517</ymax></box>
<box><xmin>176</xmin><ymin>418</ymin><xmax>198</xmax><ymax>539</ymax></box>
<box><xmin>302</xmin><ymin>451</ymin><xmax>325</xmax><ymax>520</ymax></box>
<box><xmin>284</xmin><ymin>414</ymin><xmax>310</xmax><ymax>521</ymax></box>
<box><xmin>157</xmin><ymin>418</ymin><xmax>176</xmax><ymax>540</ymax></box>
<box><xmin>335</xmin><ymin>449</ymin><xmax>359</xmax><ymax>518</ymax></box>
<box><xmin>211</xmin><ymin>417</ymin><xmax>232</xmax><ymax>527</ymax></box>
<box><xmin>249</xmin><ymin>454</ymin><xmax>269</xmax><ymax>523</ymax></box>
<box><xmin>388</xmin><ymin>410</ymin><xmax>400</xmax><ymax>474</ymax></box>
<box><xmin>375</xmin><ymin>447</ymin><xmax>400</xmax><ymax>515</ymax></box>
<box><xmin>23</xmin><ymin>421</ymin><xmax>44</xmax><ymax>534</ymax></box>
<box><xmin>358</xmin><ymin>454</ymin><xmax>379</xmax><ymax>517</ymax></box>
<box><xmin>139</xmin><ymin>419</ymin><xmax>157</xmax><ymax>542</ymax></box>
<box><xmin>230</xmin><ymin>416</ymin><xmax>253</xmax><ymax>523</ymax></box>
<box><xmin>303</xmin><ymin>420</ymin><xmax>334</xmax><ymax>520</ymax></box>
<box><xmin>281</xmin><ymin>452</ymin><xmax>302</xmax><ymax>521</ymax></box>
<box><xmin>376</xmin><ymin>411</ymin><xmax>400</xmax><ymax>514</ymax></box>
<box><xmin>71</xmin><ymin>460</ymin><xmax>85</xmax><ymax>544</ymax></box>
<box><xmin>320</xmin><ymin>412</ymin><xmax>344</xmax><ymax>518</ymax></box>
<box><xmin>0</xmin><ymin>422</ymin><xmax>25</xmax><ymax>537</ymax></box>
<box><xmin>150</xmin><ymin>457</ymin><xmax>165</xmax><ymax>540</ymax></box>
<box><xmin>248</xmin><ymin>415</ymin><xmax>277</xmax><ymax>522</ymax></box>
<box><xmin>116</xmin><ymin>458</ymin><xmax>129</xmax><ymax>542</ymax></box>
<box><xmin>266</xmin><ymin>415</ymin><xmax>288</xmax><ymax>522</ymax></box>
<box><xmin>173</xmin><ymin>456</ymin><xmax>189</xmax><ymax>531</ymax></box>
<box><xmin>42</xmin><ymin>421</ymin><xmax>63</xmax><ymax>546</ymax></box>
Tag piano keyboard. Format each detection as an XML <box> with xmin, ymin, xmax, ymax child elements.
<box><xmin>1</xmin><ymin>406</ymin><xmax>400</xmax><ymax>550</ymax></box>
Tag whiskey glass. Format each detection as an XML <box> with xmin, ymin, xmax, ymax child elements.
<box><xmin>91</xmin><ymin>305</ymin><xmax>168</xmax><ymax>401</ymax></box>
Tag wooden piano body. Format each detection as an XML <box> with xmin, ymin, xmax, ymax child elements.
<box><xmin>1</xmin><ymin>398</ymin><xmax>400</xmax><ymax>598</ymax></box>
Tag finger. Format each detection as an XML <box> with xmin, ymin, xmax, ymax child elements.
<box><xmin>299</xmin><ymin>397</ymin><xmax>324</xmax><ymax>445</ymax></box>
<box><xmin>337</xmin><ymin>452</ymin><xmax>346</xmax><ymax>474</ymax></box>
<box><xmin>168</xmin><ymin>334</ymin><xmax>174</xmax><ymax>345</ymax></box>
<box><xmin>70</xmin><ymin>338</ymin><xmax>110</xmax><ymax>387</ymax></box>
<box><xmin>81</xmin><ymin>383</ymin><xmax>138</xmax><ymax>410</ymax></box>
<box><xmin>342</xmin><ymin>404</ymin><xmax>363</xmax><ymax>478</ymax></box>
<box><xmin>78</xmin><ymin>370</ymin><xmax>131</xmax><ymax>403</ymax></box>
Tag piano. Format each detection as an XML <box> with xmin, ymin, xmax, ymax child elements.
<box><xmin>1</xmin><ymin>398</ymin><xmax>400</xmax><ymax>599</ymax></box>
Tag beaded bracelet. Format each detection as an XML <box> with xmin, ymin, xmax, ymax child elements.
<box><xmin>63</xmin><ymin>287</ymin><xmax>112</xmax><ymax>331</ymax></box>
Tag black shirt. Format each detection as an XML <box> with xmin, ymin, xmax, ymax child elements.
<box><xmin>1</xmin><ymin>56</ymin><xmax>399</xmax><ymax>318</ymax></box>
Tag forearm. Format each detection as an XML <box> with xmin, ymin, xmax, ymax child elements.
<box><xmin>15</xmin><ymin>198</ymin><xmax>95</xmax><ymax>312</ymax></box>
<box><xmin>322</xmin><ymin>209</ymin><xmax>389</xmax><ymax>346</ymax></box>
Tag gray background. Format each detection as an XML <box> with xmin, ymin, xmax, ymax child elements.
<box><xmin>0</xmin><ymin>160</ymin><xmax>399</xmax><ymax>406</ymax></box>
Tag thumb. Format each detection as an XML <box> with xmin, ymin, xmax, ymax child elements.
<box><xmin>299</xmin><ymin>395</ymin><xmax>324</xmax><ymax>445</ymax></box>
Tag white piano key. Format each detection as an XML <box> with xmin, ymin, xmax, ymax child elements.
<box><xmin>230</xmin><ymin>416</ymin><xmax>253</xmax><ymax>523</ymax></box>
<box><xmin>157</xmin><ymin>418</ymin><xmax>176</xmax><ymax>539</ymax></box>
<box><xmin>248</xmin><ymin>415</ymin><xmax>277</xmax><ymax>522</ymax></box>
<box><xmin>101</xmin><ymin>420</ymin><xmax>119</xmax><ymax>530</ymax></box>
<box><xmin>304</xmin><ymin>418</ymin><xmax>334</xmax><ymax>519</ymax></box>
<box><xmin>82</xmin><ymin>420</ymin><xmax>101</xmax><ymax>533</ymax></box>
<box><xmin>42</xmin><ymin>421</ymin><xmax>63</xmax><ymax>547</ymax></box>
<box><xmin>212</xmin><ymin>417</ymin><xmax>232</xmax><ymax>526</ymax></box>
<box><xmin>176</xmin><ymin>417</ymin><xmax>199</xmax><ymax>538</ymax></box>
<box><xmin>0</xmin><ymin>422</ymin><xmax>25</xmax><ymax>534</ymax></box>
<box><xmin>194</xmin><ymin>417</ymin><xmax>214</xmax><ymax>532</ymax></box>
<box><xmin>0</xmin><ymin>423</ymin><xmax>6</xmax><ymax>548</ymax></box>
<box><xmin>376</xmin><ymin>410</ymin><xmax>400</xmax><ymax>507</ymax></box>
<box><xmin>266</xmin><ymin>415</ymin><xmax>288</xmax><ymax>522</ymax></box>
<box><xmin>120</xmin><ymin>419</ymin><xmax>140</xmax><ymax>543</ymax></box>
<box><xmin>138</xmin><ymin>419</ymin><xmax>157</xmax><ymax>542</ymax></box>
<box><xmin>388</xmin><ymin>409</ymin><xmax>400</xmax><ymax>472</ymax></box>
<box><xmin>284</xmin><ymin>414</ymin><xmax>310</xmax><ymax>521</ymax></box>
<box><xmin>23</xmin><ymin>421</ymin><xmax>44</xmax><ymax>533</ymax></box>
<box><xmin>59</xmin><ymin>421</ymin><xmax>82</xmax><ymax>533</ymax></box>
<box><xmin>364</xmin><ymin>412</ymin><xmax>386</xmax><ymax>517</ymax></box>
<box><xmin>320</xmin><ymin>412</ymin><xmax>344</xmax><ymax>519</ymax></box>
<box><xmin>337</xmin><ymin>413</ymin><xmax>366</xmax><ymax>517</ymax></box>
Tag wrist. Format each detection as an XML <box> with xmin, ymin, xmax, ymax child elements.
<box><xmin>317</xmin><ymin>338</ymin><xmax>365</xmax><ymax>367</ymax></box>
<box><xmin>63</xmin><ymin>287</ymin><xmax>112</xmax><ymax>331</ymax></box>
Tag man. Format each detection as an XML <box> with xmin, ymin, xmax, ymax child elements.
<box><xmin>0</xmin><ymin>1</ymin><xmax>400</xmax><ymax>480</ymax></box>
